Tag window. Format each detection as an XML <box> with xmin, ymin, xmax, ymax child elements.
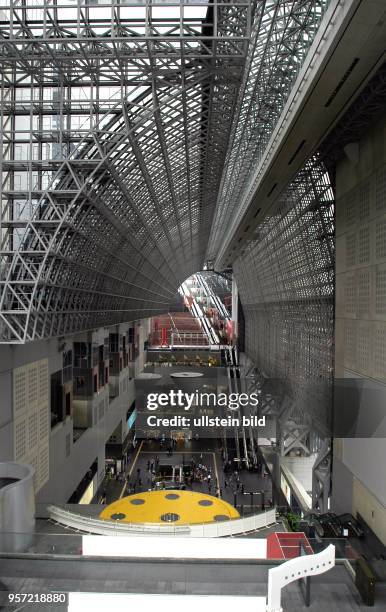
<box><xmin>109</xmin><ymin>333</ymin><xmax>119</xmax><ymax>353</ymax></box>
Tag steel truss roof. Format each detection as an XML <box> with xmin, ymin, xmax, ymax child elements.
<box><xmin>0</xmin><ymin>1</ymin><xmax>332</xmax><ymax>343</ymax></box>
<box><xmin>208</xmin><ymin>0</ymin><xmax>329</xmax><ymax>259</ymax></box>
<box><xmin>0</xmin><ymin>0</ymin><xmax>250</xmax><ymax>342</ymax></box>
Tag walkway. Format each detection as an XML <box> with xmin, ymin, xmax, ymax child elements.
<box><xmin>0</xmin><ymin>558</ymin><xmax>384</xmax><ymax>611</ymax></box>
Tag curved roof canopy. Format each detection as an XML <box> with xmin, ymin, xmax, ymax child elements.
<box><xmin>0</xmin><ymin>0</ymin><xmax>329</xmax><ymax>342</ymax></box>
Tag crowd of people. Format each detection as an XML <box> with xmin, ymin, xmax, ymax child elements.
<box><xmin>185</xmin><ymin>457</ymin><xmax>222</xmax><ymax>497</ymax></box>
<box><xmin>100</xmin><ymin>450</ymin><xmax>271</xmax><ymax>506</ymax></box>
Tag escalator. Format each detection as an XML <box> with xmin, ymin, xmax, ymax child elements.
<box><xmin>225</xmin><ymin>346</ymin><xmax>251</xmax><ymax>469</ymax></box>
<box><xmin>224</xmin><ymin>346</ymin><xmax>261</xmax><ymax>471</ymax></box>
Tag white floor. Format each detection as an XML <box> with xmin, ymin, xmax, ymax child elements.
<box><xmin>68</xmin><ymin>593</ymin><xmax>268</xmax><ymax>612</ymax></box>
<box><xmin>82</xmin><ymin>534</ymin><xmax>267</xmax><ymax>559</ymax></box>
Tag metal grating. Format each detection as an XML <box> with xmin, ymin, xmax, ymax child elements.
<box><xmin>0</xmin><ymin>0</ymin><xmax>250</xmax><ymax>342</ymax></box>
<box><xmin>233</xmin><ymin>159</ymin><xmax>334</xmax><ymax>432</ymax></box>
<box><xmin>208</xmin><ymin>0</ymin><xmax>330</xmax><ymax>259</ymax></box>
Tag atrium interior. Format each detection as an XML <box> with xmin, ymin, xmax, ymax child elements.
<box><xmin>0</xmin><ymin>1</ymin><xmax>386</xmax><ymax>610</ymax></box>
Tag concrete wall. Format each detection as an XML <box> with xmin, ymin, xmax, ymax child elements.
<box><xmin>333</xmin><ymin>111</ymin><xmax>386</xmax><ymax>542</ymax></box>
<box><xmin>330</xmin><ymin>454</ymin><xmax>354</xmax><ymax>516</ymax></box>
<box><xmin>0</xmin><ymin>319</ymin><xmax>147</xmax><ymax>506</ymax></box>
<box><xmin>281</xmin><ymin>455</ymin><xmax>316</xmax><ymax>493</ymax></box>
<box><xmin>36</xmin><ymin>380</ymin><xmax>135</xmax><ymax>504</ymax></box>
<box><xmin>0</xmin><ymin>337</ymin><xmax>61</xmax><ymax>467</ymax></box>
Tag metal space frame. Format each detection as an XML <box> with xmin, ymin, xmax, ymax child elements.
<box><xmin>0</xmin><ymin>0</ymin><xmax>250</xmax><ymax>342</ymax></box>
<box><xmin>233</xmin><ymin>158</ymin><xmax>334</xmax><ymax>430</ymax></box>
<box><xmin>0</xmin><ymin>0</ymin><xmax>334</xmax><ymax>344</ymax></box>
<box><xmin>208</xmin><ymin>0</ymin><xmax>330</xmax><ymax>259</ymax></box>
<box><xmin>233</xmin><ymin>157</ymin><xmax>334</xmax><ymax>509</ymax></box>
<box><xmin>0</xmin><ymin>1</ymin><xmax>337</xmax><ymax>510</ymax></box>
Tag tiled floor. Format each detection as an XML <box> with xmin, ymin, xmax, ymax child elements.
<box><xmin>112</xmin><ymin>438</ymin><xmax>273</xmax><ymax>515</ymax></box>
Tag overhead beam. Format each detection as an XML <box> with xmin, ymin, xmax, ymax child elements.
<box><xmin>214</xmin><ymin>0</ymin><xmax>386</xmax><ymax>269</ymax></box>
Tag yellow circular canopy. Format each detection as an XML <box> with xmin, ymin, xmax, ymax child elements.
<box><xmin>99</xmin><ymin>490</ymin><xmax>240</xmax><ymax>525</ymax></box>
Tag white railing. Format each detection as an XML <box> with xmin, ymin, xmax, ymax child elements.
<box><xmin>189</xmin><ymin>509</ymin><xmax>276</xmax><ymax>537</ymax></box>
<box><xmin>179</xmin><ymin>282</ymin><xmax>219</xmax><ymax>345</ymax></box>
<box><xmin>170</xmin><ymin>331</ymin><xmax>209</xmax><ymax>347</ymax></box>
<box><xmin>267</xmin><ymin>544</ymin><xmax>335</xmax><ymax>612</ymax></box>
<box><xmin>47</xmin><ymin>505</ymin><xmax>276</xmax><ymax>538</ymax></box>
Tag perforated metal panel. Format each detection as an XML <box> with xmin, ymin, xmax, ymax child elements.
<box><xmin>375</xmin><ymin>269</ymin><xmax>386</xmax><ymax>314</ymax></box>
<box><xmin>358</xmin><ymin>270</ymin><xmax>370</xmax><ymax>317</ymax></box>
<box><xmin>344</xmin><ymin>274</ymin><xmax>357</xmax><ymax>315</ymax></box>
<box><xmin>357</xmin><ymin>325</ymin><xmax>371</xmax><ymax>374</ymax></box>
<box><xmin>374</xmin><ymin>325</ymin><xmax>386</xmax><ymax>378</ymax></box>
<box><xmin>28</xmin><ymin>412</ymin><xmax>38</xmax><ymax>452</ymax></box>
<box><xmin>376</xmin><ymin>167</ymin><xmax>386</xmax><ymax>210</ymax></box>
<box><xmin>39</xmin><ymin>403</ymin><xmax>49</xmax><ymax>442</ymax></box>
<box><xmin>344</xmin><ymin>323</ymin><xmax>357</xmax><ymax>371</ymax></box>
<box><xmin>376</xmin><ymin>220</ymin><xmax>386</xmax><ymax>259</ymax></box>
<box><xmin>358</xmin><ymin>227</ymin><xmax>370</xmax><ymax>264</ymax></box>
<box><xmin>359</xmin><ymin>182</ymin><xmax>370</xmax><ymax>219</ymax></box>
<box><xmin>335</xmin><ymin>157</ymin><xmax>386</xmax><ymax>383</ymax></box>
<box><xmin>346</xmin><ymin>194</ymin><xmax>358</xmax><ymax>227</ymax></box>
<box><xmin>14</xmin><ymin>416</ymin><xmax>27</xmax><ymax>461</ymax></box>
<box><xmin>13</xmin><ymin>368</ymin><xmax>27</xmax><ymax>417</ymax></box>
<box><xmin>27</xmin><ymin>364</ymin><xmax>39</xmax><ymax>408</ymax></box>
<box><xmin>346</xmin><ymin>234</ymin><xmax>356</xmax><ymax>267</ymax></box>
<box><xmin>38</xmin><ymin>443</ymin><xmax>50</xmax><ymax>490</ymax></box>
<box><xmin>38</xmin><ymin>361</ymin><xmax>49</xmax><ymax>402</ymax></box>
<box><xmin>233</xmin><ymin>159</ymin><xmax>334</xmax><ymax>430</ymax></box>
<box><xmin>12</xmin><ymin>359</ymin><xmax>49</xmax><ymax>491</ymax></box>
